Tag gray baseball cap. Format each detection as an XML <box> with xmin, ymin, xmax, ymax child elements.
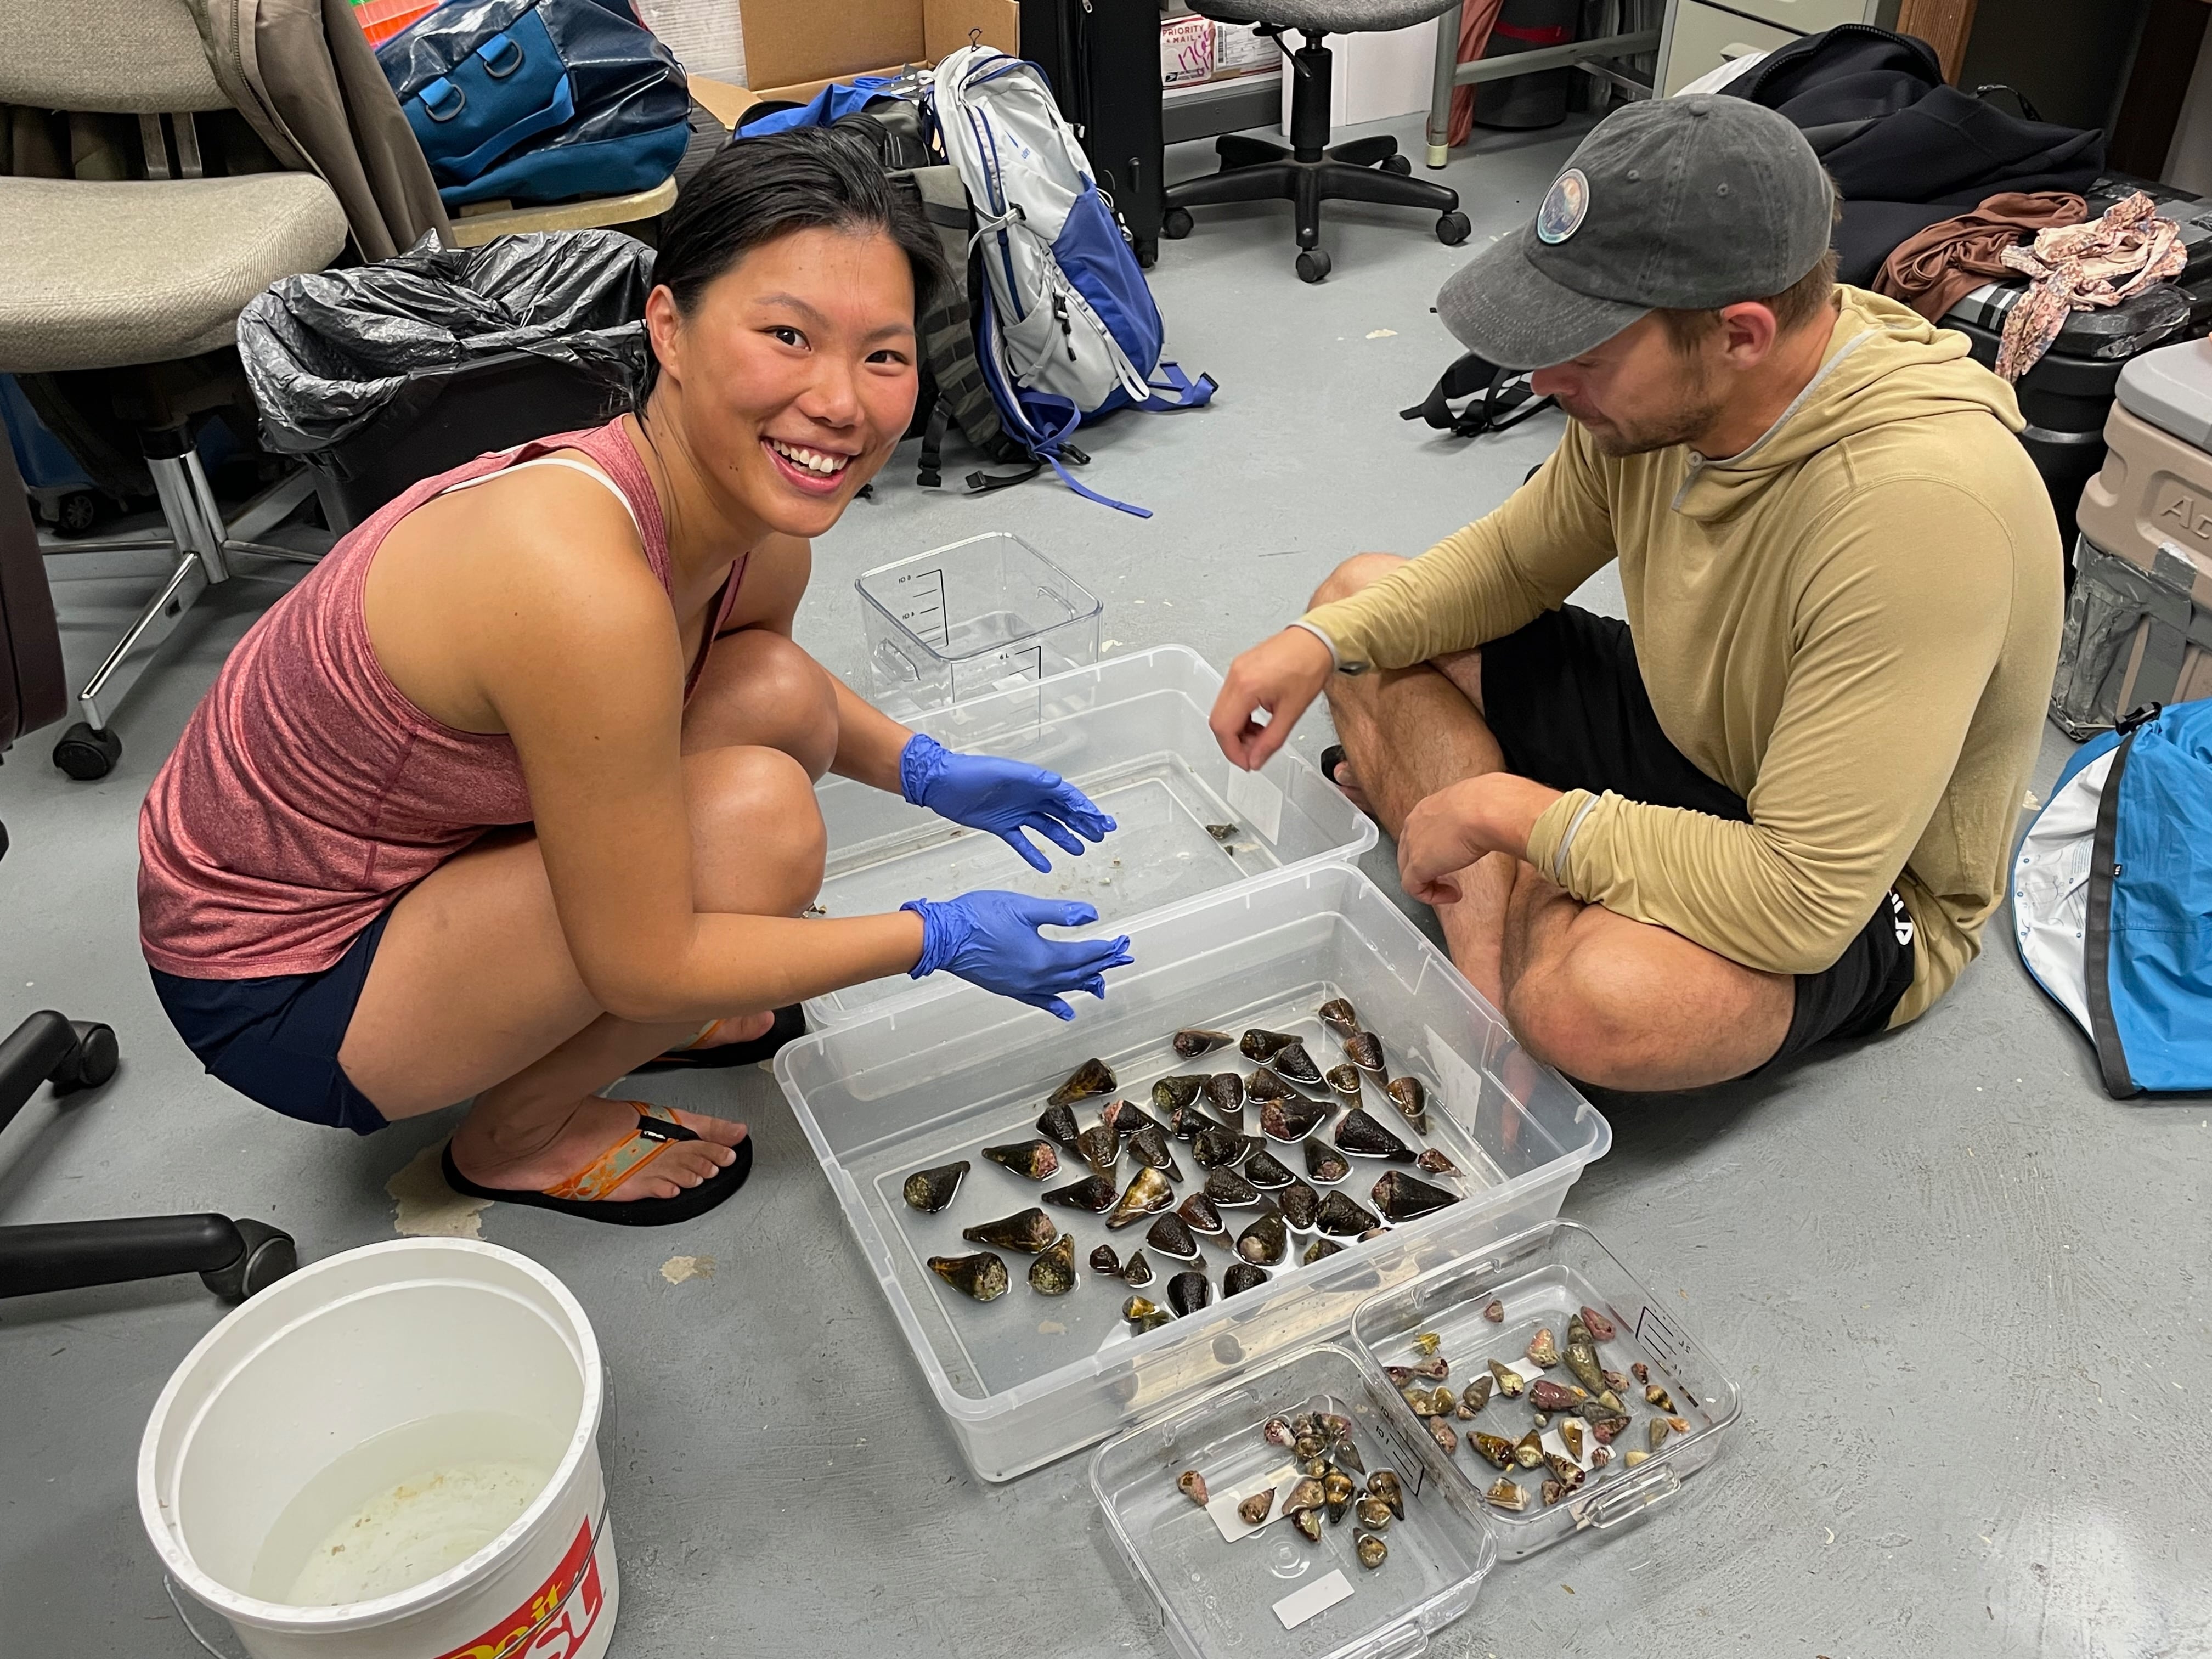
<box><xmin>1437</xmin><ymin>95</ymin><xmax>1833</xmax><ymax>371</ymax></box>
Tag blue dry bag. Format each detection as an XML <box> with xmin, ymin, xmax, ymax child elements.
<box><xmin>2014</xmin><ymin>698</ymin><xmax>2212</xmax><ymax>1096</ymax></box>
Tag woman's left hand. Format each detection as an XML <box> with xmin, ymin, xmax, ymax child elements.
<box><xmin>900</xmin><ymin>733</ymin><xmax>1116</xmax><ymax>872</ymax></box>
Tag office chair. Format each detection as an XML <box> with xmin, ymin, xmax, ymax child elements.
<box><xmin>0</xmin><ymin>420</ymin><xmax>296</xmax><ymax>1304</ymax></box>
<box><xmin>1162</xmin><ymin>0</ymin><xmax>1470</xmax><ymax>281</ymax></box>
<box><xmin>0</xmin><ymin>0</ymin><xmax>349</xmax><ymax>781</ymax></box>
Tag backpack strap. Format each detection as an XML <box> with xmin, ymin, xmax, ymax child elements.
<box><xmin>918</xmin><ymin>395</ymin><xmax>950</xmax><ymax>489</ymax></box>
<box><xmin>2083</xmin><ymin>723</ymin><xmax>2144</xmax><ymax>1099</ymax></box>
<box><xmin>1127</xmin><ymin>360</ymin><xmax>1217</xmax><ymax>413</ymax></box>
<box><xmin>1401</xmin><ymin>351</ymin><xmax>1554</xmax><ymax>438</ymax></box>
<box><xmin>983</xmin><ymin>385</ymin><xmax>1152</xmax><ymax>517</ymax></box>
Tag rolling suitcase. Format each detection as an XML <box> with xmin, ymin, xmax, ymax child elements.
<box><xmin>1019</xmin><ymin>0</ymin><xmax>1165</xmax><ymax>265</ymax></box>
<box><xmin>1939</xmin><ymin>177</ymin><xmax>2212</xmax><ymax>557</ymax></box>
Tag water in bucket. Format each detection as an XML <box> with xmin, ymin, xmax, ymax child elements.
<box><xmin>249</xmin><ymin>1409</ymin><xmax>564</xmax><ymax>1606</ymax></box>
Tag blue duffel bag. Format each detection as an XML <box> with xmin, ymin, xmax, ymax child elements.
<box><xmin>2013</xmin><ymin>698</ymin><xmax>2212</xmax><ymax>1096</ymax></box>
<box><xmin>379</xmin><ymin>0</ymin><xmax>690</xmax><ymax>209</ymax></box>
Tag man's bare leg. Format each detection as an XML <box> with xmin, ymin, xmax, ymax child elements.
<box><xmin>1308</xmin><ymin>554</ymin><xmax>1794</xmax><ymax>1088</ymax></box>
<box><xmin>1313</xmin><ymin>555</ymin><xmax>1520</xmax><ymax>1005</ymax></box>
<box><xmin>1498</xmin><ymin>866</ymin><xmax>1792</xmax><ymax>1089</ymax></box>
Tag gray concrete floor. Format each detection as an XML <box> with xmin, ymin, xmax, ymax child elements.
<box><xmin>4</xmin><ymin>112</ymin><xmax>2208</xmax><ymax>1658</ymax></box>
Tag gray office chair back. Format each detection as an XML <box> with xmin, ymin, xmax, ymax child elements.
<box><xmin>0</xmin><ymin>0</ymin><xmax>229</xmax><ymax>114</ymax></box>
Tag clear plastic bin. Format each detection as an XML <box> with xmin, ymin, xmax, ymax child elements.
<box><xmin>1090</xmin><ymin>1344</ymin><xmax>1497</xmax><ymax>1659</ymax></box>
<box><xmin>857</xmin><ymin>532</ymin><xmax>1102</xmax><ymax>716</ymax></box>
<box><xmin>1348</xmin><ymin>1220</ymin><xmax>1741</xmax><ymax>1560</ymax></box>
<box><xmin>772</xmin><ymin>862</ymin><xmax>1612</xmax><ymax>1482</ymax></box>
<box><xmin>807</xmin><ymin>646</ymin><xmax>1376</xmax><ymax>1025</ymax></box>
<box><xmin>1090</xmin><ymin>1223</ymin><xmax>1739</xmax><ymax>1659</ymax></box>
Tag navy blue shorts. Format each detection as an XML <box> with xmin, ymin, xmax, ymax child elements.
<box><xmin>150</xmin><ymin>910</ymin><xmax>394</xmax><ymax>1135</ymax></box>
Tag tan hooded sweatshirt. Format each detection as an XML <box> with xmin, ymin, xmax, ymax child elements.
<box><xmin>1302</xmin><ymin>286</ymin><xmax>2063</xmax><ymax>1025</ymax></box>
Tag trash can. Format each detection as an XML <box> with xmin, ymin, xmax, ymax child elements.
<box><xmin>1471</xmin><ymin>0</ymin><xmax>1578</xmax><ymax>131</ymax></box>
<box><xmin>238</xmin><ymin>230</ymin><xmax>654</xmax><ymax>533</ymax></box>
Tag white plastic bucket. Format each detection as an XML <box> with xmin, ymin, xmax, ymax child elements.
<box><xmin>138</xmin><ymin>1239</ymin><xmax>618</xmax><ymax>1659</ymax></box>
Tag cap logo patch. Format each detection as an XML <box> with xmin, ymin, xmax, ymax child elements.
<box><xmin>1536</xmin><ymin>168</ymin><xmax>1589</xmax><ymax>244</ymax></box>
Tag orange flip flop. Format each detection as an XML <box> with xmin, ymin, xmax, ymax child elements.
<box><xmin>441</xmin><ymin>1101</ymin><xmax>752</xmax><ymax>1227</ymax></box>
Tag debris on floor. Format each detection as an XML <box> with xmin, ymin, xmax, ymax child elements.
<box><xmin>386</xmin><ymin>1144</ymin><xmax>490</xmax><ymax>1239</ymax></box>
<box><xmin>661</xmin><ymin>1254</ymin><xmax>715</xmax><ymax>1285</ymax></box>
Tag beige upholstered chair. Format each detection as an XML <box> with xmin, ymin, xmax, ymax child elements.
<box><xmin>0</xmin><ymin>0</ymin><xmax>348</xmax><ymax>780</ymax></box>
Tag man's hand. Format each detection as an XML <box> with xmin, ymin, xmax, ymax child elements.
<box><xmin>1398</xmin><ymin>774</ymin><xmax>1562</xmax><ymax>905</ymax></box>
<box><xmin>1210</xmin><ymin>627</ymin><xmax>1336</xmax><ymax>771</ymax></box>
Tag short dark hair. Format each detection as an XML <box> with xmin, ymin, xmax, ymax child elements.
<box><xmin>1654</xmin><ymin>246</ymin><xmax>1841</xmax><ymax>354</ymax></box>
<box><xmin>637</xmin><ymin>126</ymin><xmax>947</xmax><ymax>404</ymax></box>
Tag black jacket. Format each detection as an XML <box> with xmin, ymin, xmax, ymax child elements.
<box><xmin>1722</xmin><ymin>26</ymin><xmax>2106</xmax><ymax>283</ymax></box>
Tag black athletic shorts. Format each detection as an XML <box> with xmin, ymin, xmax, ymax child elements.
<box><xmin>1481</xmin><ymin>605</ymin><xmax>1916</xmax><ymax>1071</ymax></box>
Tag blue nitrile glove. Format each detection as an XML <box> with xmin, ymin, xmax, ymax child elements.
<box><xmin>900</xmin><ymin>733</ymin><xmax>1117</xmax><ymax>873</ymax></box>
<box><xmin>902</xmin><ymin>893</ymin><xmax>1135</xmax><ymax>1020</ymax></box>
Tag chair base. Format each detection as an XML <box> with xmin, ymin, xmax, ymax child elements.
<box><xmin>0</xmin><ymin>1011</ymin><xmax>298</xmax><ymax>1303</ymax></box>
<box><xmin>1160</xmin><ymin>32</ymin><xmax>1465</xmax><ymax>280</ymax></box>
<box><xmin>37</xmin><ymin>447</ymin><xmax>318</xmax><ymax>778</ymax></box>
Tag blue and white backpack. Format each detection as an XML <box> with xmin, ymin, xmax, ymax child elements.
<box><xmin>929</xmin><ymin>46</ymin><xmax>1215</xmax><ymax>517</ymax></box>
<box><xmin>2013</xmin><ymin>698</ymin><xmax>2212</xmax><ymax>1096</ymax></box>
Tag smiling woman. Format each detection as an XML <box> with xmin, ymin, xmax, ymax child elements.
<box><xmin>136</xmin><ymin>130</ymin><xmax>1135</xmax><ymax>1227</ymax></box>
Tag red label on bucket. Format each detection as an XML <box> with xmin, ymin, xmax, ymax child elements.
<box><xmin>432</xmin><ymin>1517</ymin><xmax>605</xmax><ymax>1659</ymax></box>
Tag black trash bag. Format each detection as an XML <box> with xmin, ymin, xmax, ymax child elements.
<box><xmin>238</xmin><ymin>230</ymin><xmax>654</xmax><ymax>453</ymax></box>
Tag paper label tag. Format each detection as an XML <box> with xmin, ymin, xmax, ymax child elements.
<box><xmin>1425</xmin><ymin>1024</ymin><xmax>1484</xmax><ymax>1130</ymax></box>
<box><xmin>1206</xmin><ymin>1460</ymin><xmax>1298</xmax><ymax>1543</ymax></box>
<box><xmin>1226</xmin><ymin>768</ymin><xmax>1284</xmax><ymax>844</ymax></box>
<box><xmin>1272</xmin><ymin>1568</ymin><xmax>1353</xmax><ymax>1630</ymax></box>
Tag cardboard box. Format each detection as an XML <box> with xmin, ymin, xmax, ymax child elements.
<box><xmin>1161</xmin><ymin>15</ymin><xmax>1214</xmax><ymax>86</ymax></box>
<box><xmin>1212</xmin><ymin>20</ymin><xmax>1274</xmax><ymax>76</ymax></box>
<box><xmin>727</xmin><ymin>0</ymin><xmax>1018</xmax><ymax>100</ymax></box>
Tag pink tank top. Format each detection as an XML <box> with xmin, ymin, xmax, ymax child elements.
<box><xmin>138</xmin><ymin>420</ymin><xmax>744</xmax><ymax>979</ymax></box>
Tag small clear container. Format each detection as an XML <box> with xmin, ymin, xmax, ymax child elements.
<box><xmin>1090</xmin><ymin>1223</ymin><xmax>1739</xmax><ymax>1659</ymax></box>
<box><xmin>857</xmin><ymin>532</ymin><xmax>1102</xmax><ymax>716</ymax></box>
<box><xmin>773</xmin><ymin>861</ymin><xmax>1611</xmax><ymax>1481</ymax></box>
<box><xmin>1349</xmin><ymin>1221</ymin><xmax>1741</xmax><ymax>1560</ymax></box>
<box><xmin>807</xmin><ymin>646</ymin><xmax>1375</xmax><ymax>1025</ymax></box>
<box><xmin>1090</xmin><ymin>1344</ymin><xmax>1497</xmax><ymax>1659</ymax></box>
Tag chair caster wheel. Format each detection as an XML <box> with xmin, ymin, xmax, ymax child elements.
<box><xmin>1382</xmin><ymin>154</ymin><xmax>1412</xmax><ymax>176</ymax></box>
<box><xmin>57</xmin><ymin>491</ymin><xmax>99</xmax><ymax>534</ymax></box>
<box><xmin>50</xmin><ymin>1022</ymin><xmax>119</xmax><ymax>1096</ymax></box>
<box><xmin>53</xmin><ymin>722</ymin><xmax>121</xmax><ymax>781</ymax></box>
<box><xmin>1296</xmin><ymin>248</ymin><xmax>1331</xmax><ymax>283</ymax></box>
<box><xmin>1436</xmin><ymin>211</ymin><xmax>1471</xmax><ymax>247</ymax></box>
<box><xmin>200</xmin><ymin>1218</ymin><xmax>298</xmax><ymax>1304</ymax></box>
<box><xmin>1162</xmin><ymin>206</ymin><xmax>1194</xmax><ymax>240</ymax></box>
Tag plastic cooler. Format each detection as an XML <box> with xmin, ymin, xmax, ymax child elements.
<box><xmin>2051</xmin><ymin>337</ymin><xmax>2212</xmax><ymax>733</ymax></box>
<box><xmin>857</xmin><ymin>532</ymin><xmax>1102</xmax><ymax>717</ymax></box>
<box><xmin>1090</xmin><ymin>1221</ymin><xmax>1740</xmax><ymax>1659</ymax></box>
<box><xmin>772</xmin><ymin>861</ymin><xmax>1612</xmax><ymax>1482</ymax></box>
<box><xmin>807</xmin><ymin>646</ymin><xmax>1375</xmax><ymax>1024</ymax></box>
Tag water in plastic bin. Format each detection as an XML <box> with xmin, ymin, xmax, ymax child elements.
<box><xmin>250</xmin><ymin>1410</ymin><xmax>565</xmax><ymax>1606</ymax></box>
